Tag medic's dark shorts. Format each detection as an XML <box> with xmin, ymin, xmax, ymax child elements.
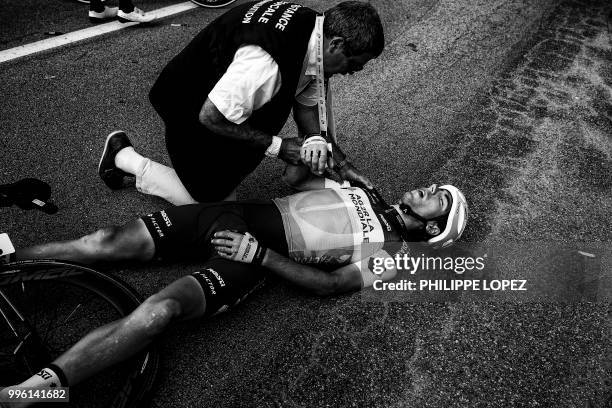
<box><xmin>163</xmin><ymin>121</ymin><xmax>266</xmax><ymax>203</ymax></box>
<box><xmin>141</xmin><ymin>201</ymin><xmax>287</xmax><ymax>317</ymax></box>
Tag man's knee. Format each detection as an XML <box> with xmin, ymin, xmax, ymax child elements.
<box><xmin>81</xmin><ymin>226</ymin><xmax>123</xmax><ymax>254</ymax></box>
<box><xmin>131</xmin><ymin>295</ymin><xmax>182</xmax><ymax>337</ymax></box>
<box><xmin>282</xmin><ymin>165</ymin><xmax>309</xmax><ymax>188</ymax></box>
<box><xmin>81</xmin><ymin>220</ymin><xmax>153</xmax><ymax>260</ymax></box>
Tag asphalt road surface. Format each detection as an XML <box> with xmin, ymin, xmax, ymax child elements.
<box><xmin>1</xmin><ymin>0</ymin><xmax>611</xmax><ymax>407</ymax></box>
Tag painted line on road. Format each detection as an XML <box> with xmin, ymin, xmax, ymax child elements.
<box><xmin>0</xmin><ymin>2</ymin><xmax>198</xmax><ymax>64</ymax></box>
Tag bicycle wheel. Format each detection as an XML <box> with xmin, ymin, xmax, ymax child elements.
<box><xmin>190</xmin><ymin>0</ymin><xmax>237</xmax><ymax>8</ymax></box>
<box><xmin>0</xmin><ymin>260</ymin><xmax>159</xmax><ymax>408</ymax></box>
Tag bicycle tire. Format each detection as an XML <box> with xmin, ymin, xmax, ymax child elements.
<box><xmin>0</xmin><ymin>260</ymin><xmax>159</xmax><ymax>408</ymax></box>
<box><xmin>190</xmin><ymin>0</ymin><xmax>237</xmax><ymax>8</ymax></box>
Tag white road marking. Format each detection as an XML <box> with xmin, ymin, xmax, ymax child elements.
<box><xmin>0</xmin><ymin>2</ymin><xmax>199</xmax><ymax>64</ymax></box>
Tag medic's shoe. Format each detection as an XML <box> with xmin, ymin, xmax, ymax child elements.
<box><xmin>118</xmin><ymin>8</ymin><xmax>155</xmax><ymax>23</ymax></box>
<box><xmin>99</xmin><ymin>131</ymin><xmax>132</xmax><ymax>190</ymax></box>
<box><xmin>88</xmin><ymin>6</ymin><xmax>119</xmax><ymax>23</ymax></box>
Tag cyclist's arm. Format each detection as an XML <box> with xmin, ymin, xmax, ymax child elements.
<box><xmin>292</xmin><ymin>101</ymin><xmax>373</xmax><ymax>189</ymax></box>
<box><xmin>293</xmin><ymin>101</ymin><xmax>320</xmax><ymax>136</ymax></box>
<box><xmin>291</xmin><ymin>101</ymin><xmax>352</xmax><ymax>187</ymax></box>
<box><xmin>261</xmin><ymin>248</ymin><xmax>397</xmax><ymax>296</ymax></box>
<box><xmin>292</xmin><ymin>101</ymin><xmax>347</xmax><ymax>162</ymax></box>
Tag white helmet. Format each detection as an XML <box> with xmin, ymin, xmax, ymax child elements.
<box><xmin>427</xmin><ymin>184</ymin><xmax>468</xmax><ymax>249</ymax></box>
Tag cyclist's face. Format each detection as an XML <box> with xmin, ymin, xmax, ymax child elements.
<box><xmin>323</xmin><ymin>37</ymin><xmax>374</xmax><ymax>78</ymax></box>
<box><xmin>399</xmin><ymin>184</ymin><xmax>452</xmax><ymax>219</ymax></box>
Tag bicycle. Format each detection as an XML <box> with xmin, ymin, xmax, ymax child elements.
<box><xmin>75</xmin><ymin>0</ymin><xmax>238</xmax><ymax>8</ymax></box>
<box><xmin>0</xmin><ymin>180</ymin><xmax>159</xmax><ymax>408</ymax></box>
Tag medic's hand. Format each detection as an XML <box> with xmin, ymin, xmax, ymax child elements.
<box><xmin>212</xmin><ymin>230</ymin><xmax>267</xmax><ymax>265</ymax></box>
<box><xmin>338</xmin><ymin>162</ymin><xmax>374</xmax><ymax>190</ymax></box>
<box><xmin>301</xmin><ymin>135</ymin><xmax>329</xmax><ymax>176</ymax></box>
<box><xmin>278</xmin><ymin>138</ymin><xmax>302</xmax><ymax>165</ymax></box>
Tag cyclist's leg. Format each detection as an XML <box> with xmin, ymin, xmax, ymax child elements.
<box><xmin>18</xmin><ymin>274</ymin><xmax>204</xmax><ymax>389</ymax></box>
<box><xmin>9</xmin><ymin>258</ymin><xmax>264</xmax><ymax>390</ymax></box>
<box><xmin>191</xmin><ymin>258</ymin><xmax>267</xmax><ymax>318</ymax></box>
<box><xmin>15</xmin><ymin>203</ymin><xmax>218</xmax><ymax>264</ymax></box>
<box><xmin>16</xmin><ymin>219</ymin><xmax>154</xmax><ymax>263</ymax></box>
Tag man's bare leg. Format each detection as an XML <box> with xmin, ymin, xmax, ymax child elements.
<box><xmin>1</xmin><ymin>275</ymin><xmax>206</xmax><ymax>407</ymax></box>
<box><xmin>16</xmin><ymin>219</ymin><xmax>155</xmax><ymax>264</ymax></box>
<box><xmin>57</xmin><ymin>275</ymin><xmax>205</xmax><ymax>384</ymax></box>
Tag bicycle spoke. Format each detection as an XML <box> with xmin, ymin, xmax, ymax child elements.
<box><xmin>0</xmin><ymin>261</ymin><xmax>158</xmax><ymax>405</ymax></box>
<box><xmin>0</xmin><ymin>302</ymin><xmax>19</xmax><ymax>337</ymax></box>
<box><xmin>42</xmin><ymin>302</ymin><xmax>83</xmax><ymax>344</ymax></box>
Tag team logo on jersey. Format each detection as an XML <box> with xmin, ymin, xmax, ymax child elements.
<box><xmin>348</xmin><ymin>192</ymin><xmax>378</xmax><ymax>243</ymax></box>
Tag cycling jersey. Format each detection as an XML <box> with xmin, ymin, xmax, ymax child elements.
<box><xmin>273</xmin><ymin>187</ymin><xmax>403</xmax><ymax>266</ymax></box>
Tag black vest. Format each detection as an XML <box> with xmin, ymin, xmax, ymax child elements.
<box><xmin>151</xmin><ymin>1</ymin><xmax>316</xmax><ymax>135</ymax></box>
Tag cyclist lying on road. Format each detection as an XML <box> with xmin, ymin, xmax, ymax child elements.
<box><xmin>0</xmin><ymin>183</ymin><xmax>467</xmax><ymax>402</ymax></box>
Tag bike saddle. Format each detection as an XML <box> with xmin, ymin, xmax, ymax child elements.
<box><xmin>0</xmin><ymin>178</ymin><xmax>58</xmax><ymax>214</ymax></box>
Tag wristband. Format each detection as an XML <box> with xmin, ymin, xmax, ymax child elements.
<box><xmin>303</xmin><ymin>136</ymin><xmax>333</xmax><ymax>154</ymax></box>
<box><xmin>304</xmin><ymin>135</ymin><xmax>326</xmax><ymax>145</ymax></box>
<box><xmin>265</xmin><ymin>136</ymin><xmax>282</xmax><ymax>158</ymax></box>
<box><xmin>252</xmin><ymin>244</ymin><xmax>267</xmax><ymax>266</ymax></box>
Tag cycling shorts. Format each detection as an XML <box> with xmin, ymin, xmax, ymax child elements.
<box><xmin>141</xmin><ymin>201</ymin><xmax>286</xmax><ymax>317</ymax></box>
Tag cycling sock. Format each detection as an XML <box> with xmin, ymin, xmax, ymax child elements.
<box><xmin>119</xmin><ymin>0</ymin><xmax>135</xmax><ymax>13</ymax></box>
<box><xmin>17</xmin><ymin>364</ymin><xmax>68</xmax><ymax>388</ymax></box>
<box><xmin>115</xmin><ymin>146</ymin><xmax>145</xmax><ymax>176</ymax></box>
<box><xmin>46</xmin><ymin>364</ymin><xmax>69</xmax><ymax>387</ymax></box>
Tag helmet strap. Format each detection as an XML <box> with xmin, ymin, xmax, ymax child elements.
<box><xmin>384</xmin><ymin>204</ymin><xmax>430</xmax><ymax>241</ymax></box>
<box><xmin>397</xmin><ymin>203</ymin><xmax>429</xmax><ymax>225</ymax></box>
